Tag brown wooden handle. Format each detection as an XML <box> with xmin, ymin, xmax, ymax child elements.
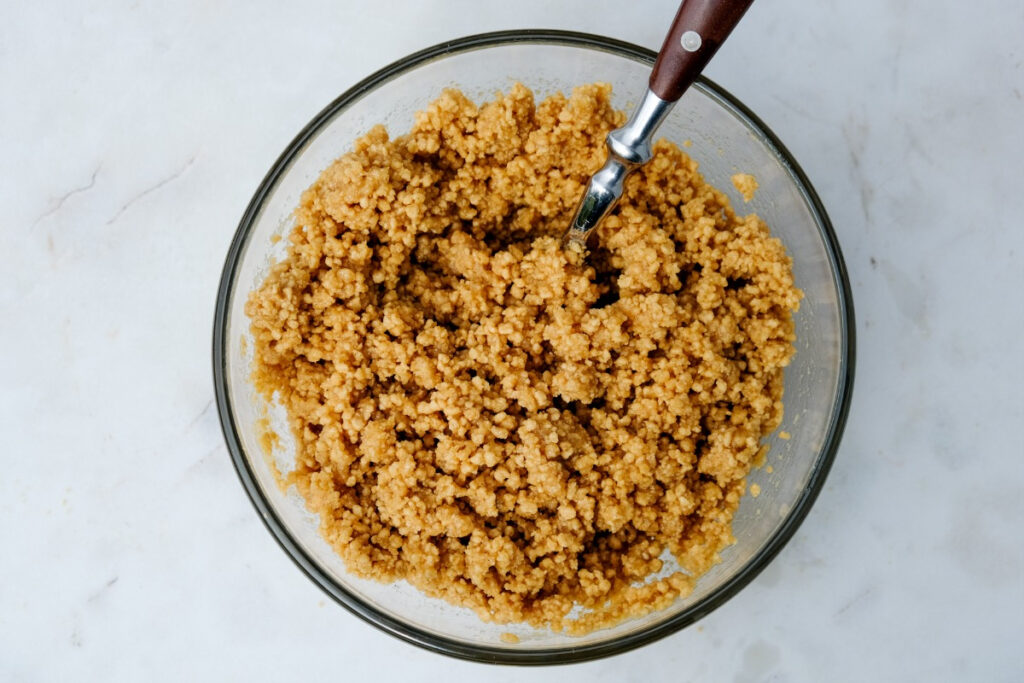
<box><xmin>649</xmin><ymin>0</ymin><xmax>754</xmax><ymax>102</ymax></box>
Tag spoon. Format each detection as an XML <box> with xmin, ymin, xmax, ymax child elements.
<box><xmin>562</xmin><ymin>0</ymin><xmax>755</xmax><ymax>249</ymax></box>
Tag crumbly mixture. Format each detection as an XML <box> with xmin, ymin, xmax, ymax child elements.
<box><xmin>731</xmin><ymin>172</ymin><xmax>759</xmax><ymax>202</ymax></box>
<box><xmin>246</xmin><ymin>84</ymin><xmax>800</xmax><ymax>633</ymax></box>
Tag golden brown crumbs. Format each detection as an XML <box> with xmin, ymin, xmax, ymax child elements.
<box><xmin>246</xmin><ymin>83</ymin><xmax>801</xmax><ymax>633</ymax></box>
<box><xmin>500</xmin><ymin>632</ymin><xmax>520</xmax><ymax>644</ymax></box>
<box><xmin>752</xmin><ymin>443</ymin><xmax>770</xmax><ymax>468</ymax></box>
<box><xmin>255</xmin><ymin>416</ymin><xmax>285</xmax><ymax>490</ymax></box>
<box><xmin>731</xmin><ymin>173</ymin><xmax>759</xmax><ymax>202</ymax></box>
<box><xmin>750</xmin><ymin>484</ymin><xmax>761</xmax><ymax>498</ymax></box>
<box><xmin>779</xmin><ymin>431</ymin><xmax>791</xmax><ymax>440</ymax></box>
<box><xmin>255</xmin><ymin>416</ymin><xmax>279</xmax><ymax>456</ymax></box>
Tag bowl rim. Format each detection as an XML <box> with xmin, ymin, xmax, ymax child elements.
<box><xmin>212</xmin><ymin>28</ymin><xmax>856</xmax><ymax>666</ymax></box>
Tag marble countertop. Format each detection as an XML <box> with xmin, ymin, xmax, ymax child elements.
<box><xmin>3</xmin><ymin>0</ymin><xmax>1021</xmax><ymax>679</ymax></box>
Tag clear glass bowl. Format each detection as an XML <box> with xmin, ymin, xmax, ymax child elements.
<box><xmin>213</xmin><ymin>30</ymin><xmax>855</xmax><ymax>664</ymax></box>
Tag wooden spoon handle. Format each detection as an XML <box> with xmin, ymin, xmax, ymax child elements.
<box><xmin>649</xmin><ymin>0</ymin><xmax>755</xmax><ymax>102</ymax></box>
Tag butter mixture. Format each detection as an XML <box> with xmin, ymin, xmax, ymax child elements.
<box><xmin>247</xmin><ymin>84</ymin><xmax>800</xmax><ymax>632</ymax></box>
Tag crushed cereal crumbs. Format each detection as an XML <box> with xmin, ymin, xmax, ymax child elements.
<box><xmin>731</xmin><ymin>172</ymin><xmax>759</xmax><ymax>202</ymax></box>
<box><xmin>246</xmin><ymin>83</ymin><xmax>800</xmax><ymax>633</ymax></box>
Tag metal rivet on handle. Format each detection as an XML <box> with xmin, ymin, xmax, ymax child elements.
<box><xmin>680</xmin><ymin>30</ymin><xmax>702</xmax><ymax>52</ymax></box>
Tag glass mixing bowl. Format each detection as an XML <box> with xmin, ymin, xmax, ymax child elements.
<box><xmin>213</xmin><ymin>30</ymin><xmax>855</xmax><ymax>664</ymax></box>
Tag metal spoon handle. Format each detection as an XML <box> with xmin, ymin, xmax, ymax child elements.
<box><xmin>651</xmin><ymin>0</ymin><xmax>755</xmax><ymax>102</ymax></box>
<box><xmin>562</xmin><ymin>90</ymin><xmax>674</xmax><ymax>249</ymax></box>
<box><xmin>563</xmin><ymin>0</ymin><xmax>754</xmax><ymax>249</ymax></box>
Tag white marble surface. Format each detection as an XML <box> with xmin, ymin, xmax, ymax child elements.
<box><xmin>3</xmin><ymin>0</ymin><xmax>1022</xmax><ymax>679</ymax></box>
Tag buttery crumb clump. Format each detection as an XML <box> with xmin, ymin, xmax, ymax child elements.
<box><xmin>731</xmin><ymin>172</ymin><xmax>759</xmax><ymax>202</ymax></box>
<box><xmin>246</xmin><ymin>83</ymin><xmax>800</xmax><ymax>633</ymax></box>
